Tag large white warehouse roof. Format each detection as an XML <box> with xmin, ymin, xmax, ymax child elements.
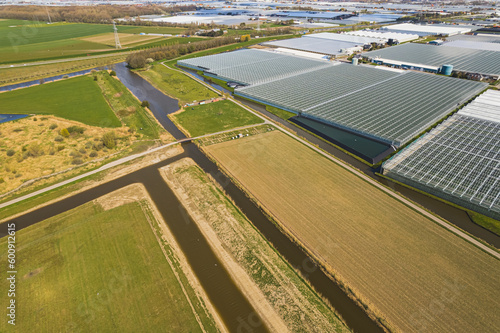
<box><xmin>381</xmin><ymin>23</ymin><xmax>472</xmax><ymax>36</ymax></box>
<box><xmin>346</xmin><ymin>30</ymin><xmax>419</xmax><ymax>43</ymax></box>
<box><xmin>303</xmin><ymin>33</ymin><xmax>385</xmax><ymax>44</ymax></box>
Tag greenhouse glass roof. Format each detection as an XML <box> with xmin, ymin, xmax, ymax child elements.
<box><xmin>177</xmin><ymin>48</ymin><xmax>330</xmax><ymax>85</ymax></box>
<box><xmin>383</xmin><ymin>90</ymin><xmax>500</xmax><ymax>218</ymax></box>
<box><xmin>236</xmin><ymin>64</ymin><xmax>487</xmax><ymax>145</ymax></box>
<box><xmin>363</xmin><ymin>43</ymin><xmax>500</xmax><ymax>76</ymax></box>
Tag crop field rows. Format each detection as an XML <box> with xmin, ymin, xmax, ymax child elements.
<box><xmin>205</xmin><ymin>130</ymin><xmax>500</xmax><ymax>333</ymax></box>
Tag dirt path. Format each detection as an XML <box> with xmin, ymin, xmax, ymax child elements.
<box><xmin>161</xmin><ymin>159</ymin><xmax>290</xmax><ymax>333</ymax></box>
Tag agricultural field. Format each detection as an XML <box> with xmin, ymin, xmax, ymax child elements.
<box><xmin>204</xmin><ymin>130</ymin><xmax>500</xmax><ymax>333</ymax></box>
<box><xmin>0</xmin><ymin>187</ymin><xmax>218</xmax><ymax>332</ymax></box>
<box><xmin>137</xmin><ymin>63</ymin><xmax>218</xmax><ymax>104</ymax></box>
<box><xmin>0</xmin><ymin>19</ymin><xmax>192</xmax><ymax>63</ymax></box>
<box><xmin>162</xmin><ymin>158</ymin><xmax>349</xmax><ymax>332</ymax></box>
<box><xmin>171</xmin><ymin>100</ymin><xmax>263</xmax><ymax>137</ymax></box>
<box><xmin>0</xmin><ymin>75</ymin><xmax>121</xmax><ymax>127</ymax></box>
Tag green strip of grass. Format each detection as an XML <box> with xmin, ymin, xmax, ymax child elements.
<box><xmin>0</xmin><ymin>200</ymin><xmax>214</xmax><ymax>332</ymax></box>
<box><xmin>172</xmin><ymin>100</ymin><xmax>263</xmax><ymax>137</ymax></box>
<box><xmin>0</xmin><ymin>75</ymin><xmax>121</xmax><ymax>127</ymax></box>
<box><xmin>266</xmin><ymin>105</ymin><xmax>296</xmax><ymax>121</ymax></box>
<box><xmin>137</xmin><ymin>64</ymin><xmax>218</xmax><ymax>104</ymax></box>
<box><xmin>96</xmin><ymin>72</ymin><xmax>163</xmax><ymax>139</ymax></box>
<box><xmin>469</xmin><ymin>211</ymin><xmax>500</xmax><ymax>236</ymax></box>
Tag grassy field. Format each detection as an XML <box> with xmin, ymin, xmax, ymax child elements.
<box><xmin>163</xmin><ymin>158</ymin><xmax>349</xmax><ymax>332</ymax></box>
<box><xmin>137</xmin><ymin>63</ymin><xmax>218</xmax><ymax>104</ymax></box>
<box><xmin>0</xmin><ymin>75</ymin><xmax>121</xmax><ymax>127</ymax></box>
<box><xmin>205</xmin><ymin>130</ymin><xmax>500</xmax><ymax>333</ymax></box>
<box><xmin>469</xmin><ymin>211</ymin><xmax>500</xmax><ymax>236</ymax></box>
<box><xmin>171</xmin><ymin>100</ymin><xmax>263</xmax><ymax>137</ymax></box>
<box><xmin>0</xmin><ymin>19</ymin><xmax>194</xmax><ymax>63</ymax></box>
<box><xmin>0</xmin><ymin>198</ymin><xmax>217</xmax><ymax>332</ymax></box>
<box><xmin>0</xmin><ymin>115</ymin><xmax>133</xmax><ymax>194</ymax></box>
<box><xmin>96</xmin><ymin>71</ymin><xmax>165</xmax><ymax>139</ymax></box>
<box><xmin>0</xmin><ymin>55</ymin><xmax>125</xmax><ymax>86</ymax></box>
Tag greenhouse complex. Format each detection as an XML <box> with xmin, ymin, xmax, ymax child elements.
<box><xmin>180</xmin><ymin>48</ymin><xmax>487</xmax><ymax>147</ymax></box>
<box><xmin>383</xmin><ymin>90</ymin><xmax>500</xmax><ymax>219</ymax></box>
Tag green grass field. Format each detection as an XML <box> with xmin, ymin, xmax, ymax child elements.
<box><xmin>138</xmin><ymin>64</ymin><xmax>218</xmax><ymax>104</ymax></box>
<box><xmin>0</xmin><ymin>200</ymin><xmax>216</xmax><ymax>332</ymax></box>
<box><xmin>266</xmin><ymin>105</ymin><xmax>296</xmax><ymax>120</ymax></box>
<box><xmin>0</xmin><ymin>19</ymin><xmax>197</xmax><ymax>63</ymax></box>
<box><xmin>96</xmin><ymin>72</ymin><xmax>163</xmax><ymax>139</ymax></box>
<box><xmin>172</xmin><ymin>100</ymin><xmax>263</xmax><ymax>137</ymax></box>
<box><xmin>0</xmin><ymin>75</ymin><xmax>121</xmax><ymax>127</ymax></box>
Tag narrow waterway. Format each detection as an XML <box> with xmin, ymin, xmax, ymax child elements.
<box><xmin>2</xmin><ymin>63</ymin><xmax>499</xmax><ymax>333</ymax></box>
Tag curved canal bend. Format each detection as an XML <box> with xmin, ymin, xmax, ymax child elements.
<box><xmin>3</xmin><ymin>63</ymin><xmax>499</xmax><ymax>332</ymax></box>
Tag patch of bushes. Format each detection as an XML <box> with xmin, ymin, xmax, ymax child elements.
<box><xmin>13</xmin><ymin>128</ymin><xmax>23</xmax><ymax>133</ymax></box>
<box><xmin>49</xmin><ymin>123</ymin><xmax>58</xmax><ymax>130</ymax></box>
<box><xmin>67</xmin><ymin>126</ymin><xmax>85</xmax><ymax>135</ymax></box>
<box><xmin>79</xmin><ymin>148</ymin><xmax>87</xmax><ymax>154</ymax></box>
<box><xmin>57</xmin><ymin>145</ymin><xmax>65</xmax><ymax>151</ymax></box>
<box><xmin>102</xmin><ymin>132</ymin><xmax>116</xmax><ymax>149</ymax></box>
<box><xmin>6</xmin><ymin>149</ymin><xmax>15</xmax><ymax>157</ymax></box>
<box><xmin>27</xmin><ymin>144</ymin><xmax>44</xmax><ymax>157</ymax></box>
<box><xmin>60</xmin><ymin>128</ymin><xmax>70</xmax><ymax>138</ymax></box>
<box><xmin>109</xmin><ymin>70</ymin><xmax>116</xmax><ymax>76</ymax></box>
<box><xmin>89</xmin><ymin>151</ymin><xmax>98</xmax><ymax>158</ymax></box>
<box><xmin>92</xmin><ymin>142</ymin><xmax>104</xmax><ymax>151</ymax></box>
<box><xmin>141</xmin><ymin>100</ymin><xmax>150</xmax><ymax>108</ymax></box>
<box><xmin>71</xmin><ymin>158</ymin><xmax>84</xmax><ymax>165</ymax></box>
<box><xmin>54</xmin><ymin>135</ymin><xmax>64</xmax><ymax>142</ymax></box>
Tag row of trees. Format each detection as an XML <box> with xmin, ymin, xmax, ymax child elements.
<box><xmin>0</xmin><ymin>5</ymin><xmax>196</xmax><ymax>24</ymax></box>
<box><xmin>126</xmin><ymin>26</ymin><xmax>293</xmax><ymax>69</ymax></box>
<box><xmin>126</xmin><ymin>36</ymin><xmax>237</xmax><ymax>69</ymax></box>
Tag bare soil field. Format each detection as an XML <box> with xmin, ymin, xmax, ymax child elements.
<box><xmin>204</xmin><ymin>130</ymin><xmax>500</xmax><ymax>333</ymax></box>
<box><xmin>161</xmin><ymin>158</ymin><xmax>349</xmax><ymax>332</ymax></box>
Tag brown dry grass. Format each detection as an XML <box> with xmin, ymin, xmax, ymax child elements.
<box><xmin>0</xmin><ymin>115</ymin><xmax>131</xmax><ymax>194</ymax></box>
<box><xmin>79</xmin><ymin>33</ymin><xmax>163</xmax><ymax>47</ymax></box>
<box><xmin>161</xmin><ymin>158</ymin><xmax>349</xmax><ymax>332</ymax></box>
<box><xmin>205</xmin><ymin>130</ymin><xmax>500</xmax><ymax>333</ymax></box>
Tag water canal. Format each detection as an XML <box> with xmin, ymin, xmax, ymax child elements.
<box><xmin>2</xmin><ymin>63</ymin><xmax>499</xmax><ymax>333</ymax></box>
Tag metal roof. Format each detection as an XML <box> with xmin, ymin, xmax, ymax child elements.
<box><xmin>304</xmin><ymin>33</ymin><xmax>385</xmax><ymax>44</ymax></box>
<box><xmin>457</xmin><ymin>89</ymin><xmax>500</xmax><ymax>123</ymax></box>
<box><xmin>364</xmin><ymin>43</ymin><xmax>500</xmax><ymax>76</ymax></box>
<box><xmin>263</xmin><ymin>37</ymin><xmax>363</xmax><ymax>56</ymax></box>
<box><xmin>442</xmin><ymin>40</ymin><xmax>500</xmax><ymax>52</ymax></box>
<box><xmin>381</xmin><ymin>23</ymin><xmax>472</xmax><ymax>36</ymax></box>
<box><xmin>346</xmin><ymin>30</ymin><xmax>419</xmax><ymax>43</ymax></box>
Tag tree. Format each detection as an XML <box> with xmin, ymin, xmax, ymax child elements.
<box><xmin>109</xmin><ymin>70</ymin><xmax>116</xmax><ymax>76</ymax></box>
<box><xmin>60</xmin><ymin>128</ymin><xmax>70</xmax><ymax>138</ymax></box>
<box><xmin>241</xmin><ymin>34</ymin><xmax>251</xmax><ymax>42</ymax></box>
<box><xmin>141</xmin><ymin>100</ymin><xmax>150</xmax><ymax>108</ymax></box>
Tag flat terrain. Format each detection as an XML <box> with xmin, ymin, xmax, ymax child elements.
<box><xmin>0</xmin><ymin>20</ymin><xmax>189</xmax><ymax>63</ymax></box>
<box><xmin>0</xmin><ymin>192</ymin><xmax>217</xmax><ymax>332</ymax></box>
<box><xmin>138</xmin><ymin>64</ymin><xmax>218</xmax><ymax>104</ymax></box>
<box><xmin>0</xmin><ymin>75</ymin><xmax>121</xmax><ymax>127</ymax></box>
<box><xmin>0</xmin><ymin>55</ymin><xmax>125</xmax><ymax>86</ymax></box>
<box><xmin>162</xmin><ymin>158</ymin><xmax>349</xmax><ymax>332</ymax></box>
<box><xmin>0</xmin><ymin>115</ymin><xmax>132</xmax><ymax>195</ymax></box>
<box><xmin>171</xmin><ymin>100</ymin><xmax>263</xmax><ymax>137</ymax></box>
<box><xmin>205</xmin><ymin>130</ymin><xmax>500</xmax><ymax>333</ymax></box>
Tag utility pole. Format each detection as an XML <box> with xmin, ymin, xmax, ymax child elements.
<box><xmin>113</xmin><ymin>21</ymin><xmax>122</xmax><ymax>49</ymax></box>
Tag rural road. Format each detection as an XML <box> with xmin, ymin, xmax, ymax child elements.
<box><xmin>169</xmin><ymin>63</ymin><xmax>500</xmax><ymax>260</ymax></box>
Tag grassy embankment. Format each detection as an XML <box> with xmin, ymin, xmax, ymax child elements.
<box><xmin>0</xmin><ymin>19</ymin><xmax>194</xmax><ymax>63</ymax></box>
<box><xmin>162</xmin><ymin>158</ymin><xmax>349</xmax><ymax>332</ymax></box>
<box><xmin>204</xmin><ymin>130</ymin><xmax>500</xmax><ymax>333</ymax></box>
<box><xmin>0</xmin><ymin>55</ymin><xmax>125</xmax><ymax>87</ymax></box>
<box><xmin>0</xmin><ymin>74</ymin><xmax>167</xmax><ymax>195</ymax></box>
<box><xmin>137</xmin><ymin>63</ymin><xmax>218</xmax><ymax>105</ymax></box>
<box><xmin>95</xmin><ymin>71</ymin><xmax>164</xmax><ymax>140</ymax></box>
<box><xmin>0</xmin><ymin>195</ymin><xmax>217</xmax><ymax>332</ymax></box>
<box><xmin>171</xmin><ymin>100</ymin><xmax>263</xmax><ymax>137</ymax></box>
<box><xmin>0</xmin><ymin>75</ymin><xmax>120</xmax><ymax>127</ymax></box>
